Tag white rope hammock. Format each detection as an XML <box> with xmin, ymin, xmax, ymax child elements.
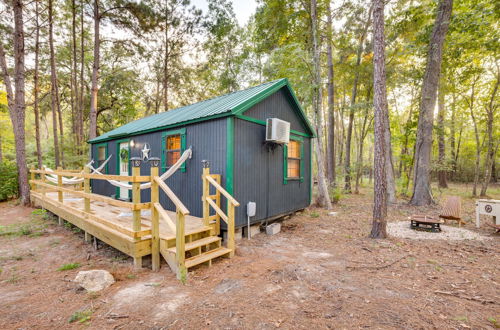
<box><xmin>87</xmin><ymin>147</ymin><xmax>192</xmax><ymax>191</ymax></box>
<box><xmin>43</xmin><ymin>156</ymin><xmax>112</xmax><ymax>185</ymax></box>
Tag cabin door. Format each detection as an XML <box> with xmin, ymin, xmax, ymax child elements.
<box><xmin>118</xmin><ymin>142</ymin><xmax>129</xmax><ymax>200</ymax></box>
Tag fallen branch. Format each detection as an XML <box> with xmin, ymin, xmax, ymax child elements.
<box><xmin>346</xmin><ymin>254</ymin><xmax>410</xmax><ymax>270</ymax></box>
<box><xmin>434</xmin><ymin>290</ymin><xmax>498</xmax><ymax>305</ymax></box>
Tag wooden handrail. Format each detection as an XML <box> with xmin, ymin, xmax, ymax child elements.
<box><xmin>30</xmin><ymin>180</ymin><xmax>150</xmax><ymax>210</ymax></box>
<box><xmin>154</xmin><ymin>176</ymin><xmax>190</xmax><ymax>215</ymax></box>
<box><xmin>206</xmin><ymin>175</ymin><xmax>240</xmax><ymax>206</ymax></box>
<box><xmin>153</xmin><ymin>202</ymin><xmax>176</xmax><ymax>232</ymax></box>
<box><xmin>30</xmin><ymin>169</ymin><xmax>150</xmax><ymax>182</ymax></box>
<box><xmin>206</xmin><ymin>196</ymin><xmax>228</xmax><ymax>223</ymax></box>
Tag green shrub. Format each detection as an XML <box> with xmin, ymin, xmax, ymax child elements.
<box><xmin>329</xmin><ymin>187</ymin><xmax>342</xmax><ymax>203</ymax></box>
<box><xmin>57</xmin><ymin>263</ymin><xmax>81</xmax><ymax>271</ymax></box>
<box><xmin>0</xmin><ymin>161</ymin><xmax>18</xmax><ymax>201</ymax></box>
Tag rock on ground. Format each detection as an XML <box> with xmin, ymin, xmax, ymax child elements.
<box><xmin>74</xmin><ymin>270</ymin><xmax>115</xmax><ymax>292</ymax></box>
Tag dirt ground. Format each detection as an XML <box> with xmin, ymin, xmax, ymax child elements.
<box><xmin>0</xmin><ymin>183</ymin><xmax>499</xmax><ymax>329</ymax></box>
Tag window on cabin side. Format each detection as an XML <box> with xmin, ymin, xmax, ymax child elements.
<box><xmin>287</xmin><ymin>140</ymin><xmax>301</xmax><ymax>178</ymax></box>
<box><xmin>166</xmin><ymin>135</ymin><xmax>181</xmax><ymax>167</ymax></box>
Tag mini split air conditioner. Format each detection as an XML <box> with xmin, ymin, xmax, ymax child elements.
<box><xmin>266</xmin><ymin>118</ymin><xmax>290</xmax><ymax>144</ymax></box>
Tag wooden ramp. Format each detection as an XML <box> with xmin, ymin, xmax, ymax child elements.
<box><xmin>29</xmin><ymin>164</ymin><xmax>239</xmax><ymax>281</ymax></box>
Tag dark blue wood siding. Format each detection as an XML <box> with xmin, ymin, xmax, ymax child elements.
<box><xmin>233</xmin><ymin>119</ymin><xmax>311</xmax><ymax>227</ymax></box>
<box><xmin>243</xmin><ymin>88</ymin><xmax>309</xmax><ymax>134</ymax></box>
<box><xmin>233</xmin><ymin>89</ymin><xmax>312</xmax><ymax>228</ymax></box>
<box><xmin>90</xmin><ymin>118</ymin><xmax>227</xmax><ymax>218</ymax></box>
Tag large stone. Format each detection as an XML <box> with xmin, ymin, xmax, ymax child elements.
<box><xmin>74</xmin><ymin>270</ymin><xmax>115</xmax><ymax>292</ymax></box>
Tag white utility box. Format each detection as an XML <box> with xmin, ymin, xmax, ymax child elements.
<box><xmin>475</xmin><ymin>199</ymin><xmax>500</xmax><ymax>228</ymax></box>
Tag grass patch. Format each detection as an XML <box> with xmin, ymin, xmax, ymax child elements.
<box><xmin>126</xmin><ymin>274</ymin><xmax>137</xmax><ymax>279</ymax></box>
<box><xmin>488</xmin><ymin>317</ymin><xmax>499</xmax><ymax>328</ymax></box>
<box><xmin>309</xmin><ymin>212</ymin><xmax>320</xmax><ymax>218</ymax></box>
<box><xmin>68</xmin><ymin>309</ymin><xmax>93</xmax><ymax>324</ymax></box>
<box><xmin>4</xmin><ymin>274</ymin><xmax>20</xmax><ymax>284</ymax></box>
<box><xmin>57</xmin><ymin>263</ymin><xmax>81</xmax><ymax>271</ymax></box>
<box><xmin>454</xmin><ymin>315</ymin><xmax>468</xmax><ymax>322</ymax></box>
<box><xmin>0</xmin><ymin>212</ymin><xmax>48</xmax><ymax>237</ymax></box>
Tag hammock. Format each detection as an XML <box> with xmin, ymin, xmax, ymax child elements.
<box><xmin>43</xmin><ymin>156</ymin><xmax>112</xmax><ymax>185</ymax></box>
<box><xmin>87</xmin><ymin>147</ymin><xmax>192</xmax><ymax>191</ymax></box>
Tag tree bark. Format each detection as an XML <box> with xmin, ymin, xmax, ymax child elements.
<box><xmin>437</xmin><ymin>79</ymin><xmax>448</xmax><ymax>188</ymax></box>
<box><xmin>71</xmin><ymin>0</ymin><xmax>80</xmax><ymax>147</ymax></box>
<box><xmin>468</xmin><ymin>77</ymin><xmax>480</xmax><ymax>196</ymax></box>
<box><xmin>89</xmin><ymin>0</ymin><xmax>100</xmax><ymax>139</ymax></box>
<box><xmin>480</xmin><ymin>70</ymin><xmax>499</xmax><ymax>196</ymax></box>
<box><xmin>326</xmin><ymin>2</ymin><xmax>336</xmax><ymax>186</ymax></box>
<box><xmin>163</xmin><ymin>3</ymin><xmax>169</xmax><ymax>112</ymax></box>
<box><xmin>370</xmin><ymin>0</ymin><xmax>388</xmax><ymax>238</ymax></box>
<box><xmin>49</xmin><ymin>0</ymin><xmax>61</xmax><ymax>167</ymax></box>
<box><xmin>344</xmin><ymin>5</ymin><xmax>372</xmax><ymax>193</ymax></box>
<box><xmin>79</xmin><ymin>2</ymin><xmax>85</xmax><ymax>146</ymax></box>
<box><xmin>0</xmin><ymin>2</ymin><xmax>30</xmax><ymax>204</ymax></box>
<box><xmin>410</xmin><ymin>0</ymin><xmax>452</xmax><ymax>206</ymax></box>
<box><xmin>311</xmin><ymin>0</ymin><xmax>332</xmax><ymax>210</ymax></box>
<box><xmin>34</xmin><ymin>0</ymin><xmax>42</xmax><ymax>168</ymax></box>
<box><xmin>383</xmin><ymin>92</ymin><xmax>396</xmax><ymax>202</ymax></box>
<box><xmin>449</xmin><ymin>90</ymin><xmax>456</xmax><ymax>180</ymax></box>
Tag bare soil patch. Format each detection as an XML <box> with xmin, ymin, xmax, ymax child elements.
<box><xmin>0</xmin><ymin>184</ymin><xmax>498</xmax><ymax>329</ymax></box>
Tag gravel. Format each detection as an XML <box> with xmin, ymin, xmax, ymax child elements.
<box><xmin>387</xmin><ymin>221</ymin><xmax>491</xmax><ymax>241</ymax></box>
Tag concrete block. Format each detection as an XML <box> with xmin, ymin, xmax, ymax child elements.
<box><xmin>223</xmin><ymin>227</ymin><xmax>243</xmax><ymax>242</ymax></box>
<box><xmin>266</xmin><ymin>222</ymin><xmax>281</xmax><ymax>235</ymax></box>
<box><xmin>243</xmin><ymin>224</ymin><xmax>261</xmax><ymax>238</ymax></box>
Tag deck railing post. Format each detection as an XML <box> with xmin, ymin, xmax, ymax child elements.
<box><xmin>57</xmin><ymin>166</ymin><xmax>63</xmax><ymax>203</ymax></box>
<box><xmin>131</xmin><ymin>157</ymin><xmax>142</xmax><ymax>269</ymax></box>
<box><xmin>84</xmin><ymin>166</ymin><xmax>91</xmax><ymax>213</ymax></box>
<box><xmin>131</xmin><ymin>158</ymin><xmax>142</xmax><ymax>233</ymax></box>
<box><xmin>149</xmin><ymin>157</ymin><xmax>161</xmax><ymax>272</ymax></box>
<box><xmin>30</xmin><ymin>165</ymin><xmax>35</xmax><ymax>192</ymax></box>
<box><xmin>202</xmin><ymin>161</ymin><xmax>210</xmax><ymax>228</ymax></box>
<box><xmin>176</xmin><ymin>207</ymin><xmax>187</xmax><ymax>282</ymax></box>
<box><xmin>227</xmin><ymin>203</ymin><xmax>235</xmax><ymax>257</ymax></box>
<box><xmin>41</xmin><ymin>168</ymin><xmax>46</xmax><ymax>201</ymax></box>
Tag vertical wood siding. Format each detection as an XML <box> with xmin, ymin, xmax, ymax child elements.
<box><xmin>90</xmin><ymin>118</ymin><xmax>227</xmax><ymax>218</ymax></box>
<box><xmin>243</xmin><ymin>88</ymin><xmax>309</xmax><ymax>134</ymax></box>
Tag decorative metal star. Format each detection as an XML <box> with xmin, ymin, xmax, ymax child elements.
<box><xmin>141</xmin><ymin>143</ymin><xmax>150</xmax><ymax>160</ymax></box>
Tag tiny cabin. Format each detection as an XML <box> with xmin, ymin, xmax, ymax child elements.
<box><xmin>88</xmin><ymin>78</ymin><xmax>315</xmax><ymax>231</ymax></box>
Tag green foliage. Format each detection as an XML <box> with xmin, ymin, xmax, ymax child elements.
<box><xmin>0</xmin><ymin>161</ymin><xmax>18</xmax><ymax>201</ymax></box>
<box><xmin>0</xmin><ymin>219</ymin><xmax>47</xmax><ymax>238</ymax></box>
<box><xmin>68</xmin><ymin>309</ymin><xmax>92</xmax><ymax>324</ymax></box>
<box><xmin>329</xmin><ymin>187</ymin><xmax>342</xmax><ymax>204</ymax></box>
<box><xmin>57</xmin><ymin>263</ymin><xmax>81</xmax><ymax>271</ymax></box>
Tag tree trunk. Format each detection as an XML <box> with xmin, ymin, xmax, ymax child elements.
<box><xmin>49</xmin><ymin>0</ymin><xmax>60</xmax><ymax>167</ymax></box>
<box><xmin>326</xmin><ymin>3</ymin><xmax>336</xmax><ymax>186</ymax></box>
<box><xmin>89</xmin><ymin>0</ymin><xmax>100</xmax><ymax>139</ymax></box>
<box><xmin>311</xmin><ymin>0</ymin><xmax>332</xmax><ymax>210</ymax></box>
<box><xmin>71</xmin><ymin>0</ymin><xmax>80</xmax><ymax>147</ymax></box>
<box><xmin>370</xmin><ymin>0</ymin><xmax>388</xmax><ymax>239</ymax></box>
<box><xmin>449</xmin><ymin>91</ymin><xmax>456</xmax><ymax>180</ymax></box>
<box><xmin>344</xmin><ymin>5</ymin><xmax>372</xmax><ymax>193</ymax></box>
<box><xmin>480</xmin><ymin>71</ymin><xmax>499</xmax><ymax>196</ymax></box>
<box><xmin>410</xmin><ymin>0</ymin><xmax>452</xmax><ymax>206</ymax></box>
<box><xmin>383</xmin><ymin>91</ymin><xmax>396</xmax><ymax>202</ymax></box>
<box><xmin>0</xmin><ymin>2</ymin><xmax>30</xmax><ymax>204</ymax></box>
<box><xmin>469</xmin><ymin>79</ymin><xmax>480</xmax><ymax>196</ymax></box>
<box><xmin>163</xmin><ymin>3</ymin><xmax>169</xmax><ymax>112</ymax></box>
<box><xmin>437</xmin><ymin>80</ymin><xmax>448</xmax><ymax>188</ymax></box>
<box><xmin>79</xmin><ymin>2</ymin><xmax>85</xmax><ymax>147</ymax></box>
<box><xmin>34</xmin><ymin>0</ymin><xmax>42</xmax><ymax>168</ymax></box>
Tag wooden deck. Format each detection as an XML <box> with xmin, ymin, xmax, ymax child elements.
<box><xmin>29</xmin><ymin>164</ymin><xmax>239</xmax><ymax>281</ymax></box>
<box><xmin>36</xmin><ymin>192</ymin><xmax>209</xmax><ymax>240</ymax></box>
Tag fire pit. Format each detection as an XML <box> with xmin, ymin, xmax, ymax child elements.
<box><xmin>410</xmin><ymin>215</ymin><xmax>444</xmax><ymax>233</ymax></box>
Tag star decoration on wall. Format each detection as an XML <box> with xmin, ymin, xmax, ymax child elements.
<box><xmin>141</xmin><ymin>143</ymin><xmax>150</xmax><ymax>161</ymax></box>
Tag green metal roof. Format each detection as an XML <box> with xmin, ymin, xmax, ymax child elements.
<box><xmin>89</xmin><ymin>78</ymin><xmax>315</xmax><ymax>143</ymax></box>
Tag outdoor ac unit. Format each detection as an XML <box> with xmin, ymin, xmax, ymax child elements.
<box><xmin>266</xmin><ymin>118</ymin><xmax>290</xmax><ymax>144</ymax></box>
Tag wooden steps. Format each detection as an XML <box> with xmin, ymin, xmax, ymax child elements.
<box><xmin>185</xmin><ymin>247</ymin><xmax>232</xmax><ymax>269</ymax></box>
<box><xmin>166</xmin><ymin>236</ymin><xmax>221</xmax><ymax>253</ymax></box>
